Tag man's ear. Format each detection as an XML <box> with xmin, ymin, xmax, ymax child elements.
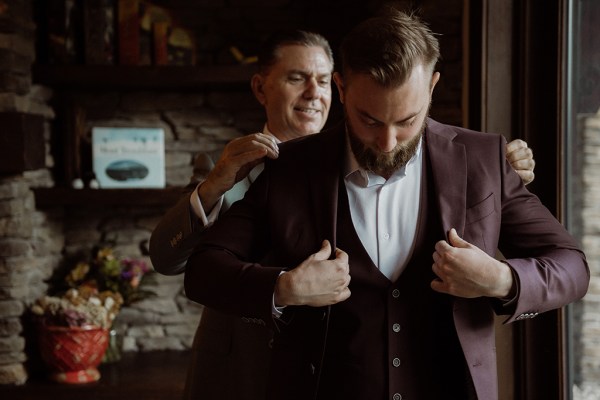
<box><xmin>251</xmin><ymin>74</ymin><xmax>266</xmax><ymax>105</ymax></box>
<box><xmin>333</xmin><ymin>72</ymin><xmax>345</xmax><ymax>104</ymax></box>
<box><xmin>430</xmin><ymin>71</ymin><xmax>441</xmax><ymax>95</ymax></box>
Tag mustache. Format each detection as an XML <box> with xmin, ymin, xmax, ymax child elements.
<box><xmin>347</xmin><ymin>120</ymin><xmax>426</xmax><ymax>177</ymax></box>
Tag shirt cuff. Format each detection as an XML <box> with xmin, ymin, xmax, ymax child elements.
<box><xmin>189</xmin><ymin>180</ymin><xmax>224</xmax><ymax>227</ymax></box>
<box><xmin>272</xmin><ymin>271</ymin><xmax>287</xmax><ymax>318</ymax></box>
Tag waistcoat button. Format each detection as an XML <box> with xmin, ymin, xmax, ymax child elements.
<box><xmin>392</xmin><ymin>357</ymin><xmax>401</xmax><ymax>367</ymax></box>
<box><xmin>393</xmin><ymin>393</ymin><xmax>402</xmax><ymax>400</ymax></box>
<box><xmin>392</xmin><ymin>289</ymin><xmax>400</xmax><ymax>298</ymax></box>
<box><xmin>392</xmin><ymin>323</ymin><xmax>401</xmax><ymax>333</ymax></box>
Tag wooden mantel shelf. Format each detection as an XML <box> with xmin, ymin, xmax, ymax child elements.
<box><xmin>32</xmin><ymin>64</ymin><xmax>255</xmax><ymax>90</ymax></box>
<box><xmin>33</xmin><ymin>187</ymin><xmax>184</xmax><ymax>208</ymax></box>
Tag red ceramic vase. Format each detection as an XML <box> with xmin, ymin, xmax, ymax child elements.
<box><xmin>37</xmin><ymin>325</ymin><xmax>109</xmax><ymax>384</ymax></box>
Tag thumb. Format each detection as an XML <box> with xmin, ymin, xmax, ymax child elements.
<box><xmin>448</xmin><ymin>228</ymin><xmax>469</xmax><ymax>249</ymax></box>
<box><xmin>313</xmin><ymin>240</ymin><xmax>331</xmax><ymax>261</ymax></box>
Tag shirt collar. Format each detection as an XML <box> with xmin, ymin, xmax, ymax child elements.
<box><xmin>344</xmin><ymin>129</ymin><xmax>423</xmax><ymax>187</ymax></box>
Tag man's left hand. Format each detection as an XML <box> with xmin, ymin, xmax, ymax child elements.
<box><xmin>431</xmin><ymin>228</ymin><xmax>515</xmax><ymax>299</ymax></box>
<box><xmin>506</xmin><ymin>139</ymin><xmax>535</xmax><ymax>185</ymax></box>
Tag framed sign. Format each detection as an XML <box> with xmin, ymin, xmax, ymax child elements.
<box><xmin>92</xmin><ymin>127</ymin><xmax>165</xmax><ymax>188</ymax></box>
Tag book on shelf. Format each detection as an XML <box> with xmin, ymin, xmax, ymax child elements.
<box><xmin>117</xmin><ymin>0</ymin><xmax>140</xmax><ymax>65</ymax></box>
<box><xmin>152</xmin><ymin>21</ymin><xmax>169</xmax><ymax>66</ymax></box>
<box><xmin>168</xmin><ymin>27</ymin><xmax>196</xmax><ymax>66</ymax></box>
<box><xmin>140</xmin><ymin>3</ymin><xmax>172</xmax><ymax>65</ymax></box>
<box><xmin>92</xmin><ymin>127</ymin><xmax>165</xmax><ymax>188</ymax></box>
<box><xmin>38</xmin><ymin>0</ymin><xmax>196</xmax><ymax>67</ymax></box>
<box><xmin>40</xmin><ymin>0</ymin><xmax>83</xmax><ymax>64</ymax></box>
<box><xmin>83</xmin><ymin>0</ymin><xmax>116</xmax><ymax>65</ymax></box>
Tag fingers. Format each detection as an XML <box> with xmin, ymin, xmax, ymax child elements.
<box><xmin>508</xmin><ymin>154</ymin><xmax>535</xmax><ymax>171</ymax></box>
<box><xmin>334</xmin><ymin>286</ymin><xmax>352</xmax><ymax>303</ymax></box>
<box><xmin>314</xmin><ymin>242</ymin><xmax>351</xmax><ymax>303</ymax></box>
<box><xmin>432</xmin><ymin>229</ymin><xmax>460</xmax><ymax>290</ymax></box>
<box><xmin>434</xmin><ymin>229</ymin><xmax>470</xmax><ymax>261</ymax></box>
<box><xmin>506</xmin><ymin>138</ymin><xmax>527</xmax><ymax>153</ymax></box>
<box><xmin>208</xmin><ymin>133</ymin><xmax>279</xmax><ymax>189</ymax></box>
<box><xmin>252</xmin><ymin>133</ymin><xmax>280</xmax><ymax>159</ymax></box>
<box><xmin>430</xmin><ymin>277</ymin><xmax>446</xmax><ymax>293</ymax></box>
<box><xmin>228</xmin><ymin>133</ymin><xmax>279</xmax><ymax>159</ymax></box>
<box><xmin>506</xmin><ymin>139</ymin><xmax>535</xmax><ymax>167</ymax></box>
<box><xmin>516</xmin><ymin>170</ymin><xmax>535</xmax><ymax>185</ymax></box>
<box><xmin>431</xmin><ymin>243</ymin><xmax>454</xmax><ymax>295</ymax></box>
<box><xmin>218</xmin><ymin>133</ymin><xmax>278</xmax><ymax>170</ymax></box>
<box><xmin>283</xmin><ymin>242</ymin><xmax>351</xmax><ymax>307</ymax></box>
<box><xmin>313</xmin><ymin>240</ymin><xmax>332</xmax><ymax>261</ymax></box>
<box><xmin>447</xmin><ymin>228</ymin><xmax>469</xmax><ymax>249</ymax></box>
<box><xmin>334</xmin><ymin>246</ymin><xmax>349</xmax><ymax>264</ymax></box>
<box><xmin>507</xmin><ymin>144</ymin><xmax>535</xmax><ymax>185</ymax></box>
<box><xmin>230</xmin><ymin>147</ymin><xmax>270</xmax><ymax>168</ymax></box>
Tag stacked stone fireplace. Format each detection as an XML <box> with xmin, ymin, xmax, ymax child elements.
<box><xmin>0</xmin><ymin>0</ymin><xmax>265</xmax><ymax>385</ymax></box>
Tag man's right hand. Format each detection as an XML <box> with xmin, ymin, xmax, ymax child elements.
<box><xmin>198</xmin><ymin>133</ymin><xmax>279</xmax><ymax>211</ymax></box>
<box><xmin>274</xmin><ymin>240</ymin><xmax>351</xmax><ymax>307</ymax></box>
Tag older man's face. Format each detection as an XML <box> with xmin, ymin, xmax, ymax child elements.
<box><xmin>253</xmin><ymin>45</ymin><xmax>333</xmax><ymax>142</ymax></box>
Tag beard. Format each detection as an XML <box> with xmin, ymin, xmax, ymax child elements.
<box><xmin>347</xmin><ymin>116</ymin><xmax>427</xmax><ymax>178</ymax></box>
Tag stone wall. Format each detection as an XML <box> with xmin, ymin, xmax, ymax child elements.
<box><xmin>0</xmin><ymin>0</ymin><xmax>59</xmax><ymax>385</ymax></box>
<box><xmin>576</xmin><ymin>110</ymin><xmax>600</xmax><ymax>390</ymax></box>
<box><xmin>0</xmin><ymin>0</ymin><xmax>271</xmax><ymax>383</ymax></box>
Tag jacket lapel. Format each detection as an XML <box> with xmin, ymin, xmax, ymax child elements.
<box><xmin>425</xmin><ymin>118</ymin><xmax>467</xmax><ymax>239</ymax></box>
<box><xmin>307</xmin><ymin>124</ymin><xmax>345</xmax><ymax>255</ymax></box>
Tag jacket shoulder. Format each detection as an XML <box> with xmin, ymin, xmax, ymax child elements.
<box><xmin>428</xmin><ymin>118</ymin><xmax>506</xmax><ymax>145</ymax></box>
<box><xmin>267</xmin><ymin>122</ymin><xmax>345</xmax><ymax>169</ymax></box>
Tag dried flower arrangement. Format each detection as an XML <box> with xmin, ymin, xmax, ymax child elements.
<box><xmin>31</xmin><ymin>247</ymin><xmax>154</xmax><ymax>328</ymax></box>
<box><xmin>31</xmin><ymin>287</ymin><xmax>122</xmax><ymax>329</ymax></box>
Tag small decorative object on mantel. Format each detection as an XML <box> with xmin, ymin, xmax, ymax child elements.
<box><xmin>71</xmin><ymin>178</ymin><xmax>84</xmax><ymax>189</ymax></box>
<box><xmin>30</xmin><ymin>288</ymin><xmax>122</xmax><ymax>383</ymax></box>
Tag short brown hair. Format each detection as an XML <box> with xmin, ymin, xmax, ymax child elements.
<box><xmin>339</xmin><ymin>10</ymin><xmax>440</xmax><ymax>86</ymax></box>
<box><xmin>257</xmin><ymin>30</ymin><xmax>334</xmax><ymax>75</ymax></box>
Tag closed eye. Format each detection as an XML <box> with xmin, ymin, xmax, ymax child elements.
<box><xmin>318</xmin><ymin>75</ymin><xmax>331</xmax><ymax>87</ymax></box>
<box><xmin>362</xmin><ymin>117</ymin><xmax>381</xmax><ymax>128</ymax></box>
<box><xmin>398</xmin><ymin>118</ymin><xmax>416</xmax><ymax>128</ymax></box>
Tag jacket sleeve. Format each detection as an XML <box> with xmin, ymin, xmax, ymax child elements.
<box><xmin>493</xmin><ymin>135</ymin><xmax>589</xmax><ymax>322</ymax></box>
<box><xmin>149</xmin><ymin>153</ymin><xmax>214</xmax><ymax>275</ymax></box>
<box><xmin>184</xmin><ymin>161</ymin><xmax>284</xmax><ymax>328</ymax></box>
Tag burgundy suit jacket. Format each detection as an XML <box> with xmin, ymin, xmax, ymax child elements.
<box><xmin>185</xmin><ymin>119</ymin><xmax>589</xmax><ymax>399</ymax></box>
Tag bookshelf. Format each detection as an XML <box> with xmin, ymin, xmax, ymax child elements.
<box><xmin>31</xmin><ymin>1</ymin><xmax>259</xmax><ymax>207</ymax></box>
<box><xmin>31</xmin><ymin>63</ymin><xmax>255</xmax><ymax>207</ymax></box>
<box><xmin>30</xmin><ymin>63</ymin><xmax>254</xmax><ymax>207</ymax></box>
<box><xmin>32</xmin><ymin>64</ymin><xmax>255</xmax><ymax>90</ymax></box>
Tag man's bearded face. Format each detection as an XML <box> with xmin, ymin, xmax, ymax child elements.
<box><xmin>347</xmin><ymin>111</ymin><xmax>427</xmax><ymax>177</ymax></box>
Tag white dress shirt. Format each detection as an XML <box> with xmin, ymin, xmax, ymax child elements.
<box><xmin>344</xmin><ymin>135</ymin><xmax>423</xmax><ymax>282</ymax></box>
